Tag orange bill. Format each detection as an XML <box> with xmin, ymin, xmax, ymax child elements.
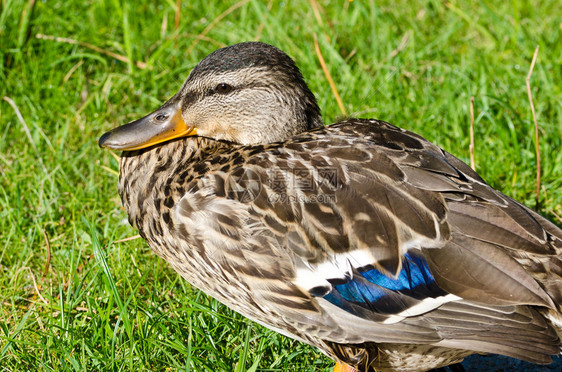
<box><xmin>99</xmin><ymin>99</ymin><xmax>196</xmax><ymax>151</ymax></box>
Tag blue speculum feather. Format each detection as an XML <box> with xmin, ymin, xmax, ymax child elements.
<box><xmin>323</xmin><ymin>252</ymin><xmax>448</xmax><ymax>316</ymax></box>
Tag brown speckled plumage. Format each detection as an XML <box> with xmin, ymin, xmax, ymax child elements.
<box><xmin>101</xmin><ymin>42</ymin><xmax>562</xmax><ymax>371</ymax></box>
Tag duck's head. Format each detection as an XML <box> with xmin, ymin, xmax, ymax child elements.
<box><xmin>99</xmin><ymin>42</ymin><xmax>322</xmax><ymax>150</ymax></box>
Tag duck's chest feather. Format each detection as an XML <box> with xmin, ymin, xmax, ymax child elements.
<box><xmin>118</xmin><ymin>136</ymin><xmax>322</xmax><ymax>336</ymax></box>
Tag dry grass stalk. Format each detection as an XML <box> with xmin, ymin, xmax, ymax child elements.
<box><xmin>174</xmin><ymin>0</ymin><xmax>181</xmax><ymax>45</ymax></box>
<box><xmin>114</xmin><ymin>235</ymin><xmax>142</xmax><ymax>244</ymax></box>
<box><xmin>526</xmin><ymin>46</ymin><xmax>540</xmax><ymax>209</ymax></box>
<box><xmin>389</xmin><ymin>32</ymin><xmax>410</xmax><ymax>59</ymax></box>
<box><xmin>35</xmin><ymin>33</ymin><xmax>148</xmax><ymax>69</ymax></box>
<box><xmin>175</xmin><ymin>0</ymin><xmax>181</xmax><ymax>31</ymax></box>
<box><xmin>42</xmin><ymin>229</ymin><xmax>51</xmax><ymax>277</ymax></box>
<box><xmin>3</xmin><ymin>96</ymin><xmax>49</xmax><ymax>176</ymax></box>
<box><xmin>187</xmin><ymin>0</ymin><xmax>250</xmax><ymax>55</ymax></box>
<box><xmin>14</xmin><ymin>267</ymin><xmax>49</xmax><ymax>305</ymax></box>
<box><xmin>309</xmin><ymin>0</ymin><xmax>324</xmax><ymax>26</ymax></box>
<box><xmin>469</xmin><ymin>96</ymin><xmax>475</xmax><ymax>171</ymax></box>
<box><xmin>254</xmin><ymin>0</ymin><xmax>274</xmax><ymax>40</ymax></box>
<box><xmin>313</xmin><ymin>33</ymin><xmax>347</xmax><ymax>116</ymax></box>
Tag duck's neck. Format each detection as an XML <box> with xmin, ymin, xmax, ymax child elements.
<box><xmin>118</xmin><ymin>137</ymin><xmax>233</xmax><ymax>239</ymax></box>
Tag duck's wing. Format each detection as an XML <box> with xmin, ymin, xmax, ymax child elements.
<box><xmin>330</xmin><ymin>119</ymin><xmax>562</xmax><ymax>306</ymax></box>
<box><xmin>174</xmin><ymin>119</ymin><xmax>562</xmax><ymax>364</ymax></box>
<box><xmin>266</xmin><ymin>119</ymin><xmax>561</xmax><ymax>305</ymax></box>
<box><xmin>294</xmin><ymin>121</ymin><xmax>561</xmax><ymax>361</ymax></box>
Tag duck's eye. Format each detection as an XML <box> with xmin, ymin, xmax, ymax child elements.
<box><xmin>215</xmin><ymin>83</ymin><xmax>233</xmax><ymax>94</ymax></box>
<box><xmin>155</xmin><ymin>114</ymin><xmax>168</xmax><ymax>122</ymax></box>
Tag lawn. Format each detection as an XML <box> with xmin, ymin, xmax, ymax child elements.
<box><xmin>1</xmin><ymin>0</ymin><xmax>561</xmax><ymax>371</ymax></box>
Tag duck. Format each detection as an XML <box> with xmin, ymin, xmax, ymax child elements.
<box><xmin>99</xmin><ymin>41</ymin><xmax>562</xmax><ymax>372</ymax></box>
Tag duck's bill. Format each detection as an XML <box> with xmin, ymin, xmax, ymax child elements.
<box><xmin>98</xmin><ymin>101</ymin><xmax>197</xmax><ymax>151</ymax></box>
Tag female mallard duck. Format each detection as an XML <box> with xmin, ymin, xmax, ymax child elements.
<box><xmin>99</xmin><ymin>42</ymin><xmax>562</xmax><ymax>371</ymax></box>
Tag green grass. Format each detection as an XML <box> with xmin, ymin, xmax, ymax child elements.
<box><xmin>1</xmin><ymin>0</ymin><xmax>561</xmax><ymax>370</ymax></box>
